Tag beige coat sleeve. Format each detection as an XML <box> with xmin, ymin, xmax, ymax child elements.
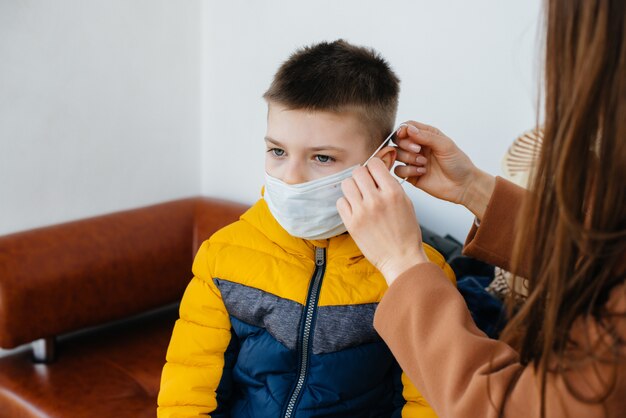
<box><xmin>462</xmin><ymin>177</ymin><xmax>529</xmax><ymax>278</ymax></box>
<box><xmin>373</xmin><ymin>177</ymin><xmax>626</xmax><ymax>417</ymax></box>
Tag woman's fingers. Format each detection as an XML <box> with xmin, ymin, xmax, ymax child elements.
<box><xmin>337</xmin><ymin>157</ymin><xmax>429</xmax><ymax>282</ymax></box>
<box><xmin>395</xmin><ymin>164</ymin><xmax>426</xmax><ymax>179</ymax></box>
<box><xmin>396</xmin><ymin>147</ymin><xmax>428</xmax><ymax>166</ymax></box>
<box><xmin>395</xmin><ymin>139</ymin><xmax>422</xmax><ymax>156</ymax></box>
<box><xmin>396</xmin><ymin>121</ymin><xmax>441</xmax><ymax>141</ymax></box>
<box><xmin>396</xmin><ymin>120</ymin><xmax>491</xmax><ymax>213</ymax></box>
<box><xmin>403</xmin><ymin>125</ymin><xmax>441</xmax><ymax>149</ymax></box>
<box><xmin>403</xmin><ymin>120</ymin><xmax>444</xmax><ymax>135</ymax></box>
<box><xmin>365</xmin><ymin>158</ymin><xmax>402</xmax><ymax>192</ymax></box>
<box><xmin>395</xmin><ymin>120</ymin><xmax>452</xmax><ymax>156</ymax></box>
<box><xmin>342</xmin><ymin>159</ymin><xmax>403</xmax><ymax>208</ymax></box>
<box><xmin>351</xmin><ymin>166</ymin><xmax>378</xmax><ymax>197</ymax></box>
<box><xmin>336</xmin><ymin>196</ymin><xmax>352</xmax><ymax>224</ymax></box>
<box><xmin>340</xmin><ymin>176</ymin><xmax>363</xmax><ymax>204</ymax></box>
<box><xmin>338</xmin><ymin>177</ymin><xmax>362</xmax><ymax>229</ymax></box>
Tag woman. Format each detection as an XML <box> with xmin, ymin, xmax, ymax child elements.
<box><xmin>336</xmin><ymin>0</ymin><xmax>626</xmax><ymax>417</ymax></box>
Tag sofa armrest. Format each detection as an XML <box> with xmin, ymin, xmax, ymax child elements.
<box><xmin>0</xmin><ymin>197</ymin><xmax>247</xmax><ymax>349</ymax></box>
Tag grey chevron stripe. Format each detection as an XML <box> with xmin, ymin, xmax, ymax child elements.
<box><xmin>214</xmin><ymin>278</ymin><xmax>302</xmax><ymax>350</ymax></box>
<box><xmin>313</xmin><ymin>303</ymin><xmax>380</xmax><ymax>354</ymax></box>
<box><xmin>213</xmin><ymin>278</ymin><xmax>381</xmax><ymax>354</ymax></box>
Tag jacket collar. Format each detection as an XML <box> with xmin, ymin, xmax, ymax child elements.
<box><xmin>240</xmin><ymin>197</ymin><xmax>363</xmax><ymax>262</ymax></box>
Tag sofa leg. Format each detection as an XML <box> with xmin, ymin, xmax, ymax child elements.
<box><xmin>32</xmin><ymin>337</ymin><xmax>56</xmax><ymax>363</ymax></box>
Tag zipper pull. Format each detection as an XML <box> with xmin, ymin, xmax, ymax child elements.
<box><xmin>315</xmin><ymin>247</ymin><xmax>325</xmax><ymax>266</ymax></box>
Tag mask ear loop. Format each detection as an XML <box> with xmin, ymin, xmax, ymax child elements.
<box><xmin>363</xmin><ymin>123</ymin><xmax>409</xmax><ymax>184</ymax></box>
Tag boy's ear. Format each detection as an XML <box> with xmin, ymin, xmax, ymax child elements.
<box><xmin>374</xmin><ymin>146</ymin><xmax>397</xmax><ymax>170</ymax></box>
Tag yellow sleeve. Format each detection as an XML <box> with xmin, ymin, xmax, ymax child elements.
<box><xmin>400</xmin><ymin>372</ymin><xmax>439</xmax><ymax>418</ymax></box>
<box><xmin>157</xmin><ymin>241</ymin><xmax>233</xmax><ymax>418</ymax></box>
<box><xmin>423</xmin><ymin>243</ymin><xmax>456</xmax><ymax>285</ymax></box>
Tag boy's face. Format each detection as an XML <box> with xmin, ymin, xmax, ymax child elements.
<box><xmin>265</xmin><ymin>103</ymin><xmax>375</xmax><ymax>184</ymax></box>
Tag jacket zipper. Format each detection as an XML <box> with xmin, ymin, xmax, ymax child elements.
<box><xmin>282</xmin><ymin>246</ymin><xmax>326</xmax><ymax>418</ymax></box>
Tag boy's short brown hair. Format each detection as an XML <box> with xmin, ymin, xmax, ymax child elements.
<box><xmin>263</xmin><ymin>39</ymin><xmax>400</xmax><ymax>148</ymax></box>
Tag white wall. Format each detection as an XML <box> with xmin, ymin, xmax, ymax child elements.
<box><xmin>1</xmin><ymin>1</ymin><xmax>542</xmax><ymax>242</ymax></box>
<box><xmin>202</xmin><ymin>0</ymin><xmax>542</xmax><ymax>241</ymax></box>
<box><xmin>0</xmin><ymin>0</ymin><xmax>203</xmax><ymax>235</ymax></box>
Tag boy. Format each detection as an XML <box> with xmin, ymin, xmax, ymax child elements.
<box><xmin>158</xmin><ymin>39</ymin><xmax>455</xmax><ymax>418</ymax></box>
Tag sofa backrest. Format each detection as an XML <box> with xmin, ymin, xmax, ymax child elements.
<box><xmin>0</xmin><ymin>197</ymin><xmax>248</xmax><ymax>349</ymax></box>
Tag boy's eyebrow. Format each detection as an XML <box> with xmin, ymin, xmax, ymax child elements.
<box><xmin>264</xmin><ymin>136</ymin><xmax>346</xmax><ymax>152</ymax></box>
<box><xmin>264</xmin><ymin>136</ymin><xmax>284</xmax><ymax>147</ymax></box>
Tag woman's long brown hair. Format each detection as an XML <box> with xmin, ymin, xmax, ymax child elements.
<box><xmin>500</xmin><ymin>0</ymin><xmax>626</xmax><ymax>416</ymax></box>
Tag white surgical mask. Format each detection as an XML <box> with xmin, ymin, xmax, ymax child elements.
<box><xmin>264</xmin><ymin>127</ymin><xmax>401</xmax><ymax>240</ymax></box>
<box><xmin>264</xmin><ymin>165</ymin><xmax>355</xmax><ymax>240</ymax></box>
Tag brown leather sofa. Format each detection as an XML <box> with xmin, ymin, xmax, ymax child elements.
<box><xmin>0</xmin><ymin>197</ymin><xmax>248</xmax><ymax>417</ymax></box>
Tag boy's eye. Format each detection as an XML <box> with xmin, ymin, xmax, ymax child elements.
<box><xmin>269</xmin><ymin>148</ymin><xmax>285</xmax><ymax>157</ymax></box>
<box><xmin>315</xmin><ymin>155</ymin><xmax>335</xmax><ymax>163</ymax></box>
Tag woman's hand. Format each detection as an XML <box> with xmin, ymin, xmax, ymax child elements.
<box><xmin>337</xmin><ymin>158</ymin><xmax>429</xmax><ymax>285</ymax></box>
<box><xmin>394</xmin><ymin>121</ymin><xmax>495</xmax><ymax>220</ymax></box>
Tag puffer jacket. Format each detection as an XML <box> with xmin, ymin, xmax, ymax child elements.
<box><xmin>158</xmin><ymin>198</ymin><xmax>456</xmax><ymax>418</ymax></box>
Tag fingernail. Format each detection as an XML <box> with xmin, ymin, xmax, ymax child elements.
<box><xmin>416</xmin><ymin>167</ymin><xmax>426</xmax><ymax>174</ymax></box>
<box><xmin>409</xmin><ymin>143</ymin><xmax>422</xmax><ymax>153</ymax></box>
<box><xmin>408</xmin><ymin>125</ymin><xmax>419</xmax><ymax>135</ymax></box>
<box><xmin>416</xmin><ymin>155</ymin><xmax>427</xmax><ymax>164</ymax></box>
